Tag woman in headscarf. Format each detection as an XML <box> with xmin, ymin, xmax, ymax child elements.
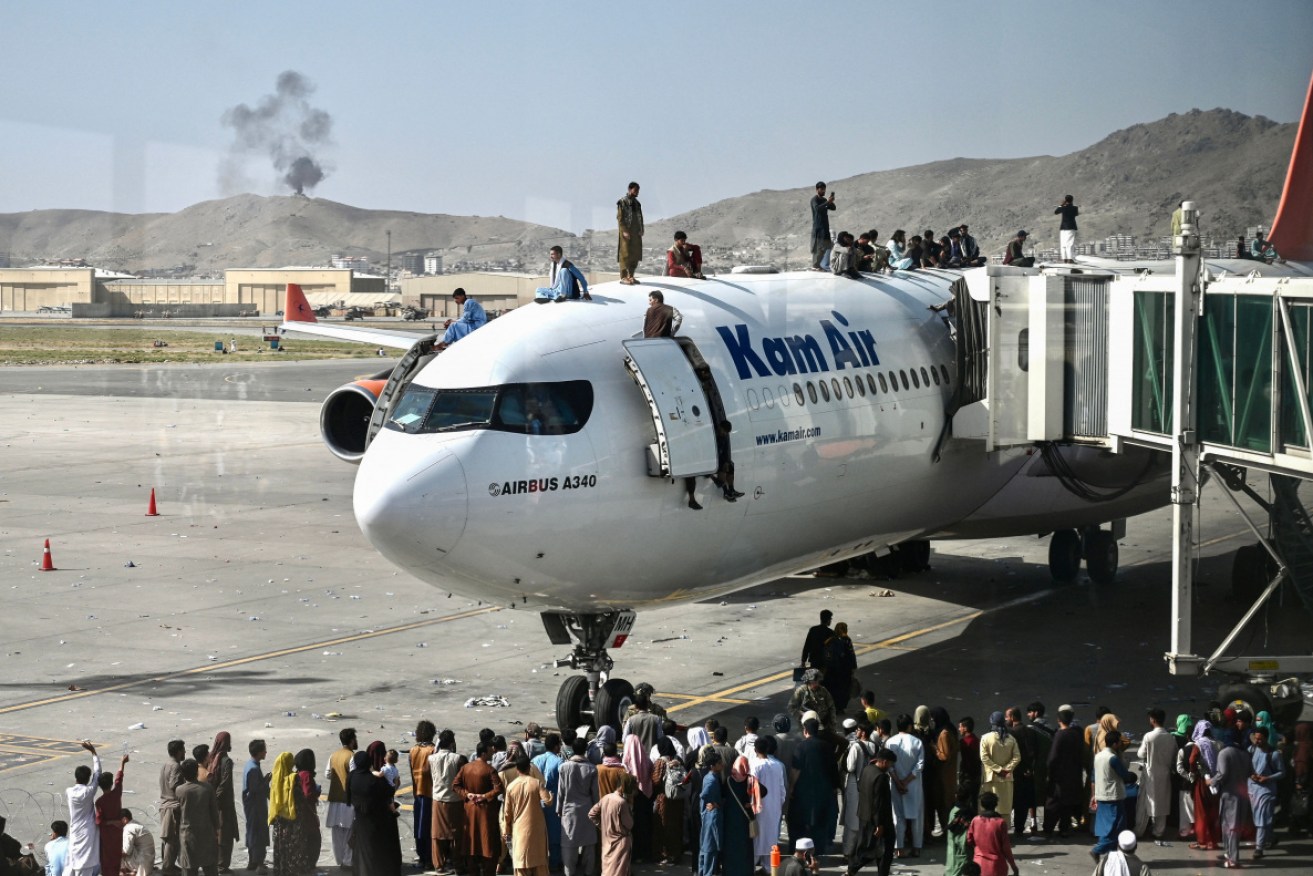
<box><xmin>651</xmin><ymin>737</ymin><xmax>686</xmax><ymax>865</ymax></box>
<box><xmin>928</xmin><ymin>707</ymin><xmax>959</xmax><ymax>836</ymax></box>
<box><xmin>270</xmin><ymin>751</ymin><xmax>298</xmax><ymax>876</ymax></box>
<box><xmin>622</xmin><ymin>733</ymin><xmax>655</xmax><ymax>864</ymax></box>
<box><xmin>1092</xmin><ymin>713</ymin><xmax>1121</xmax><ymax>755</ymax></box>
<box><xmin>588</xmin><ymin>726</ymin><xmax>617</xmax><ymax>766</ymax></box>
<box><xmin>822</xmin><ymin>622</ymin><xmax>858</xmax><ymax>712</ymax></box>
<box><xmin>979</xmin><ymin>712</ymin><xmax>1019</xmax><ymax>822</ymax></box>
<box><xmin>349</xmin><ymin>747</ymin><xmax>402</xmax><ymax>876</ymax></box>
<box><xmin>721</xmin><ymin>757</ymin><xmax>758</xmax><ymax>876</ymax></box>
<box><xmin>293</xmin><ymin>750</ymin><xmax>322</xmax><ymax>876</ymax></box>
<box><xmin>205</xmin><ymin>731</ymin><xmax>240</xmax><ymax>872</ymax></box>
<box><xmin>1254</xmin><ymin>711</ymin><xmax>1281</xmax><ymax>748</ymax></box>
<box><xmin>1187</xmin><ymin>719</ymin><xmax>1220</xmax><ymax>850</ymax></box>
<box><xmin>1173</xmin><ymin>716</ymin><xmax>1196</xmax><ymax>840</ymax></box>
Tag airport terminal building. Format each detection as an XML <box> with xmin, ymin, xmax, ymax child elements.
<box><xmin>0</xmin><ymin>267</ymin><xmax>385</xmax><ymax>316</ymax></box>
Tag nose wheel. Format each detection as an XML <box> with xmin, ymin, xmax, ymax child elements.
<box><xmin>542</xmin><ymin>609</ymin><xmax>638</xmax><ymax>732</ymax></box>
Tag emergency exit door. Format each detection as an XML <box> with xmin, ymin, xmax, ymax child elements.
<box><xmin>622</xmin><ymin>338</ymin><xmax>719</xmax><ymax>478</ymax></box>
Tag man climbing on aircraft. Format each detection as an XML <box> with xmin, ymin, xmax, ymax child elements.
<box><xmin>437</xmin><ymin>288</ymin><xmax>488</xmax><ymax>351</ymax></box>
<box><xmin>535</xmin><ymin>246</ymin><xmax>591</xmax><ymax>302</ymax></box>
<box><xmin>643</xmin><ymin>291</ymin><xmax>679</xmax><ymax>339</ymax></box>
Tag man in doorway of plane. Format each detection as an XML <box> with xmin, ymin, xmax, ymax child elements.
<box><xmin>535</xmin><ymin>246</ymin><xmax>591</xmax><ymax>303</ymax></box>
<box><xmin>436</xmin><ymin>288</ymin><xmax>487</xmax><ymax>351</ymax></box>
<box><xmin>665</xmin><ymin>231</ymin><xmax>706</xmax><ymax>279</ymax></box>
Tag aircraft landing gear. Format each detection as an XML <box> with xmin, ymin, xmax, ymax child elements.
<box><xmin>1047</xmin><ymin>525</ymin><xmax>1120</xmax><ymax>585</ymax></box>
<box><xmin>542</xmin><ymin>610</ymin><xmax>637</xmax><ymax>732</ymax></box>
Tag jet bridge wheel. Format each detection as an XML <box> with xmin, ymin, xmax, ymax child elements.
<box><xmin>1048</xmin><ymin>529</ymin><xmax>1082</xmax><ymax>584</ymax></box>
<box><xmin>555</xmin><ymin>676</ymin><xmax>590</xmax><ymax>732</ymax></box>
<box><xmin>591</xmin><ymin>678</ymin><xmax>635</xmax><ymax>733</ymax></box>
<box><xmin>1084</xmin><ymin>530</ymin><xmax>1119</xmax><ymax>585</ymax></box>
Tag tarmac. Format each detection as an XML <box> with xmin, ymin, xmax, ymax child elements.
<box><xmin>0</xmin><ymin>358</ymin><xmax>1308</xmax><ymax>875</ymax></box>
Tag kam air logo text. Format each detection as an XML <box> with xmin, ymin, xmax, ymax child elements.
<box><xmin>716</xmin><ymin>311</ymin><xmax>879</xmax><ymax>380</ymax></box>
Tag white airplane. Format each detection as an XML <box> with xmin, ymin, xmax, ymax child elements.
<box><xmin>282</xmin><ymin>74</ymin><xmax>1313</xmax><ymax>731</ymax></box>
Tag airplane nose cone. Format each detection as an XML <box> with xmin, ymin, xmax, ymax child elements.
<box><xmin>354</xmin><ymin>439</ymin><xmax>469</xmax><ymax>572</ymax></box>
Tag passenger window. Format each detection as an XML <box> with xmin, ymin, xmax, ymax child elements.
<box><xmin>920</xmin><ymin>367</ymin><xmax>930</xmax><ymax>387</ymax></box>
<box><xmin>854</xmin><ymin>376</ymin><xmax>866</xmax><ymax>397</ymax></box>
<box><xmin>831</xmin><ymin>378</ymin><xmax>842</xmax><ymax>399</ymax></box>
<box><xmin>910</xmin><ymin>369</ymin><xmax>920</xmax><ymax>389</ymax></box>
<box><xmin>806</xmin><ymin>382</ymin><xmax>817</xmax><ymax>404</ymax></box>
<box><xmin>867</xmin><ymin>374</ymin><xmax>878</xmax><ymax>395</ymax></box>
<box><xmin>780</xmin><ymin>385</ymin><xmax>791</xmax><ymax>407</ymax></box>
<box><xmin>941</xmin><ymin>364</ymin><xmax>951</xmax><ymax>384</ymax></box>
<box><xmin>763</xmin><ymin>387</ymin><xmax>775</xmax><ymax>409</ymax></box>
<box><xmin>931</xmin><ymin>367</ymin><xmax>940</xmax><ymax>386</ymax></box>
<box><xmin>819</xmin><ymin>380</ymin><xmax>831</xmax><ymax>402</ymax></box>
<box><xmin>878</xmin><ymin>373</ymin><xmax>888</xmax><ymax>393</ymax></box>
<box><xmin>747</xmin><ymin>389</ymin><xmax>760</xmax><ymax>411</ymax></box>
<box><xmin>899</xmin><ymin>370</ymin><xmax>909</xmax><ymax>391</ymax></box>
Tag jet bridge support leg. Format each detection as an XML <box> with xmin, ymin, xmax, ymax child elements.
<box><xmin>1166</xmin><ymin>201</ymin><xmax>1204</xmax><ymax>676</ymax></box>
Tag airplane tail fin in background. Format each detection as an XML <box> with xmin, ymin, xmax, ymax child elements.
<box><xmin>1268</xmin><ymin>70</ymin><xmax>1313</xmax><ymax>261</ymax></box>
<box><xmin>284</xmin><ymin>283</ymin><xmax>317</xmax><ymax>322</ymax></box>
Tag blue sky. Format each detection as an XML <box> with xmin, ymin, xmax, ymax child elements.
<box><xmin>3</xmin><ymin>0</ymin><xmax>1311</xmax><ymax>231</ymax></box>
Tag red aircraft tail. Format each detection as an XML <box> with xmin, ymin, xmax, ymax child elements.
<box><xmin>1268</xmin><ymin>70</ymin><xmax>1313</xmax><ymax>261</ymax></box>
<box><xmin>284</xmin><ymin>283</ymin><xmax>317</xmax><ymax>322</ymax></box>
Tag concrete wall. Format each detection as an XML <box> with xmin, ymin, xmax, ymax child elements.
<box><xmin>0</xmin><ymin>268</ymin><xmax>94</xmax><ymax>311</ymax></box>
<box><xmin>101</xmin><ymin>280</ymin><xmax>226</xmax><ymax>307</ymax></box>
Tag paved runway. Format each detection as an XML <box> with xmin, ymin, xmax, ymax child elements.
<box><xmin>1</xmin><ymin>359</ymin><xmax>1307</xmax><ymax>876</ymax></box>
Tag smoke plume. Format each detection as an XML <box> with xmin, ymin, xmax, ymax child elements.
<box><xmin>219</xmin><ymin>71</ymin><xmax>333</xmax><ymax>195</ymax></box>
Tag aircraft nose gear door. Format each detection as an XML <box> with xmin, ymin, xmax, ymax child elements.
<box><xmin>623</xmin><ymin>339</ymin><xmax>720</xmax><ymax>478</ymax></box>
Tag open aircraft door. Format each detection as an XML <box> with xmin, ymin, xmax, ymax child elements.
<box><xmin>622</xmin><ymin>338</ymin><xmax>720</xmax><ymax>478</ymax></box>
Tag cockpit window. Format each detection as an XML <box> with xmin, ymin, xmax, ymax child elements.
<box><xmin>384</xmin><ymin>381</ymin><xmax>594</xmax><ymax>436</ymax></box>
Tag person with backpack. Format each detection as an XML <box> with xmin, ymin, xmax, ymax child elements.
<box><xmin>652</xmin><ymin>738</ymin><xmax>688</xmax><ymax>866</ymax></box>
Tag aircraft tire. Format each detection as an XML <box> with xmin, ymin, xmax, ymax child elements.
<box><xmin>592</xmin><ymin>678</ymin><xmax>635</xmax><ymax>732</ymax></box>
<box><xmin>1048</xmin><ymin>530</ymin><xmax>1081</xmax><ymax>584</ymax></box>
<box><xmin>1217</xmin><ymin>681</ymin><xmax>1272</xmax><ymax>723</ymax></box>
<box><xmin>555</xmin><ymin>675</ymin><xmax>590</xmax><ymax>732</ymax></box>
<box><xmin>1085</xmin><ymin>530</ymin><xmax>1119</xmax><ymax>585</ymax></box>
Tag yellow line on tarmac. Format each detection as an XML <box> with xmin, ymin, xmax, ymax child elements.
<box><xmin>0</xmin><ymin>607</ymin><xmax>499</xmax><ymax>716</ymax></box>
<box><xmin>664</xmin><ymin>610</ymin><xmax>985</xmax><ymax>715</ymax></box>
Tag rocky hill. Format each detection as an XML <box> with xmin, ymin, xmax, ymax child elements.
<box><xmin>0</xmin><ymin>194</ymin><xmax>576</xmax><ymax>273</ymax></box>
<box><xmin>0</xmin><ymin>108</ymin><xmax>1296</xmax><ymax>273</ymax></box>
<box><xmin>647</xmin><ymin>108</ymin><xmax>1295</xmax><ymax>263</ymax></box>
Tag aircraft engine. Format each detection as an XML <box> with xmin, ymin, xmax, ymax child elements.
<box><xmin>319</xmin><ymin>378</ymin><xmax>387</xmax><ymax>464</ymax></box>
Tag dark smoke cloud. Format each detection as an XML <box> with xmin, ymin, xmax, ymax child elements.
<box><xmin>219</xmin><ymin>70</ymin><xmax>333</xmax><ymax>195</ymax></box>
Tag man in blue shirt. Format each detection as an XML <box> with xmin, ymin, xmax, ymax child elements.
<box><xmin>242</xmin><ymin>739</ymin><xmax>269</xmax><ymax>874</ymax></box>
<box><xmin>45</xmin><ymin>820</ymin><xmax>70</xmax><ymax>876</ymax></box>
<box><xmin>535</xmin><ymin>246</ymin><xmax>590</xmax><ymax>303</ymax></box>
<box><xmin>437</xmin><ymin>288</ymin><xmax>488</xmax><ymax>350</ymax></box>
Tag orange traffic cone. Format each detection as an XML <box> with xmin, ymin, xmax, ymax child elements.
<box><xmin>146</xmin><ymin>488</ymin><xmax>159</xmax><ymax>517</ymax></box>
<box><xmin>39</xmin><ymin>538</ymin><xmax>56</xmax><ymax>571</ymax></box>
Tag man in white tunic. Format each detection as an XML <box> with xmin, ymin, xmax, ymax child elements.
<box><xmin>886</xmin><ymin>715</ymin><xmax>925</xmax><ymax>856</ymax></box>
<box><xmin>120</xmin><ymin>808</ymin><xmax>157</xmax><ymax>876</ymax></box>
<box><xmin>748</xmin><ymin>737</ymin><xmax>786</xmax><ymax>872</ymax></box>
<box><xmin>65</xmin><ymin>741</ymin><xmax>101</xmax><ymax>876</ymax></box>
<box><xmin>1135</xmin><ymin>709</ymin><xmax>1177</xmax><ymax>839</ymax></box>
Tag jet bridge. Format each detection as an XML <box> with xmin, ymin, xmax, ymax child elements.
<box><xmin>949</xmin><ymin>203</ymin><xmax>1313</xmax><ymax>719</ymax></box>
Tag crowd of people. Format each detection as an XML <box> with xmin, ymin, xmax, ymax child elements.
<box><xmin>1</xmin><ymin>664</ymin><xmax>1306</xmax><ymax>876</ymax></box>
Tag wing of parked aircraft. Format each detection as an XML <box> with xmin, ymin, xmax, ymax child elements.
<box><xmin>278</xmin><ymin>283</ymin><xmax>426</xmax><ymax>350</ymax></box>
